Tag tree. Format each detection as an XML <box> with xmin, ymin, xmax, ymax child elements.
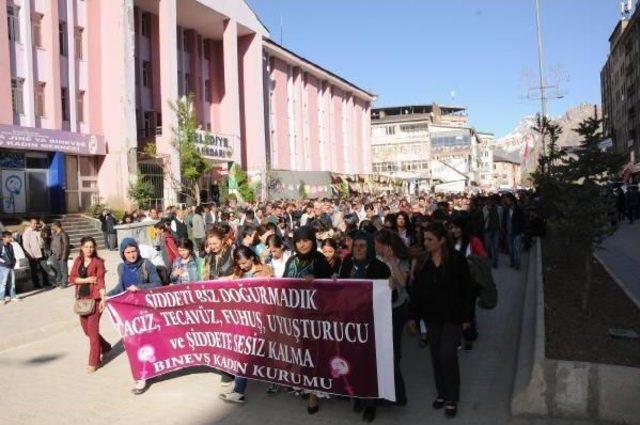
<box><xmin>534</xmin><ymin>115</ymin><xmax>625</xmax><ymax>312</ymax></box>
<box><xmin>128</xmin><ymin>177</ymin><xmax>155</xmax><ymax>209</ymax></box>
<box><xmin>531</xmin><ymin>115</ymin><xmax>566</xmax><ymax>221</ymax></box>
<box><xmin>171</xmin><ymin>94</ymin><xmax>210</xmax><ymax>205</ymax></box>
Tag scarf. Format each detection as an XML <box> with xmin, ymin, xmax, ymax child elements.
<box><xmin>351</xmin><ymin>231</ymin><xmax>376</xmax><ymax>279</ymax></box>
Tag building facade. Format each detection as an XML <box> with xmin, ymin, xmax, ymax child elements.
<box><xmin>492</xmin><ymin>153</ymin><xmax>521</xmax><ymax>189</ymax></box>
<box><xmin>475</xmin><ymin>132</ymin><xmax>494</xmax><ymax>189</ymax></box>
<box><xmin>1</xmin><ymin>0</ymin><xmax>372</xmax><ymax>215</ymax></box>
<box><xmin>601</xmin><ymin>8</ymin><xmax>640</xmax><ymax>167</ymax></box>
<box><xmin>371</xmin><ymin>104</ymin><xmax>490</xmax><ymax>193</ymax></box>
<box><xmin>263</xmin><ymin>40</ymin><xmax>375</xmax><ymax>175</ymax></box>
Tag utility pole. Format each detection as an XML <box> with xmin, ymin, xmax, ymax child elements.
<box><xmin>534</xmin><ymin>0</ymin><xmax>547</xmax><ymax>120</ymax></box>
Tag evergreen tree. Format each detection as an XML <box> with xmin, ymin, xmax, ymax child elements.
<box><xmin>535</xmin><ymin>114</ymin><xmax>625</xmax><ymax>312</ymax></box>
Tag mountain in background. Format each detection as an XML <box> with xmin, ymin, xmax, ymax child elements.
<box><xmin>493</xmin><ymin>103</ymin><xmax>599</xmax><ymax>175</ymax></box>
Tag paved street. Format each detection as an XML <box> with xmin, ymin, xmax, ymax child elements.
<box><xmin>0</xmin><ymin>250</ymin><xmax>597</xmax><ymax>425</ymax></box>
<box><xmin>597</xmin><ymin>222</ymin><xmax>640</xmax><ymax>308</ymax></box>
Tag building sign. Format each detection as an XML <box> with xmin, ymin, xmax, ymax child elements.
<box><xmin>0</xmin><ymin>124</ymin><xmax>106</xmax><ymax>156</ymax></box>
<box><xmin>2</xmin><ymin>170</ymin><xmax>26</xmax><ymax>213</ymax></box>
<box><xmin>195</xmin><ymin>130</ymin><xmax>239</xmax><ymax>162</ymax></box>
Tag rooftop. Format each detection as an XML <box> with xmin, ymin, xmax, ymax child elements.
<box><xmin>372</xmin><ymin>104</ymin><xmax>467</xmax><ymax>118</ymax></box>
<box><xmin>264</xmin><ymin>39</ymin><xmax>376</xmax><ymax>100</ymax></box>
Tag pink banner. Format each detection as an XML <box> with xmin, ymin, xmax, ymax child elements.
<box><xmin>106</xmin><ymin>278</ymin><xmax>395</xmax><ymax>400</ymax></box>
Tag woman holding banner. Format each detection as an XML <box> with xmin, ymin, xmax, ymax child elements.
<box><xmin>218</xmin><ymin>246</ymin><xmax>273</xmax><ymax>404</ymax></box>
<box><xmin>282</xmin><ymin>225</ymin><xmax>332</xmax><ymax>415</ymax></box>
<box><xmin>408</xmin><ymin>222</ymin><xmax>474</xmax><ymax>418</ymax></box>
<box><xmin>339</xmin><ymin>230</ymin><xmax>392</xmax><ymax>422</ymax></box>
<box><xmin>373</xmin><ymin>229</ymin><xmax>411</xmax><ymax>409</ymax></box>
<box><xmin>109</xmin><ymin>237</ymin><xmax>163</xmax><ymax>395</ymax></box>
<box><xmin>69</xmin><ymin>237</ymin><xmax>111</xmax><ymax>374</ymax></box>
<box><xmin>201</xmin><ymin>226</ymin><xmax>236</xmax><ymax>387</ymax></box>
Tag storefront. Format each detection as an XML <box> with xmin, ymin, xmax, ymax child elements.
<box><xmin>0</xmin><ymin>125</ymin><xmax>106</xmax><ymax>215</ymax></box>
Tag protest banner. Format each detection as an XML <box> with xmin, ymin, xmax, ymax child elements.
<box><xmin>106</xmin><ymin>278</ymin><xmax>395</xmax><ymax>400</ymax></box>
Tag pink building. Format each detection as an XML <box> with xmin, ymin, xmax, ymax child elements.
<box><xmin>0</xmin><ymin>0</ymin><xmax>373</xmax><ymax>214</ymax></box>
<box><xmin>263</xmin><ymin>40</ymin><xmax>375</xmax><ymax>175</ymax></box>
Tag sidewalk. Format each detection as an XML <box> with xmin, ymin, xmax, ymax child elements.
<box><xmin>597</xmin><ymin>222</ymin><xmax>640</xmax><ymax>309</ymax></box>
<box><xmin>0</xmin><ymin>249</ymin><xmax>122</xmax><ymax>352</ymax></box>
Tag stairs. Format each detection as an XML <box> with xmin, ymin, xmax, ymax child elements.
<box><xmin>49</xmin><ymin>214</ymin><xmax>106</xmax><ymax>251</ymax></box>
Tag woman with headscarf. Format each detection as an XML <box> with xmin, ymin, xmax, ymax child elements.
<box><xmin>282</xmin><ymin>225</ymin><xmax>332</xmax><ymax>415</ymax></box>
<box><xmin>108</xmin><ymin>237</ymin><xmax>162</xmax><ymax>395</ymax></box>
<box><xmin>339</xmin><ymin>231</ymin><xmax>392</xmax><ymax>422</ymax></box>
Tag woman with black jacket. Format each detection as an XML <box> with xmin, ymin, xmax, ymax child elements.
<box><xmin>408</xmin><ymin>222</ymin><xmax>474</xmax><ymax>418</ymax></box>
<box><xmin>282</xmin><ymin>225</ymin><xmax>332</xmax><ymax>415</ymax></box>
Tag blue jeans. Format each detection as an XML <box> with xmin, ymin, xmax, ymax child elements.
<box><xmin>234</xmin><ymin>376</ymin><xmax>248</xmax><ymax>395</ymax></box>
<box><xmin>0</xmin><ymin>267</ymin><xmax>16</xmax><ymax>300</ymax></box>
<box><xmin>50</xmin><ymin>257</ymin><xmax>68</xmax><ymax>287</ymax></box>
<box><xmin>508</xmin><ymin>233</ymin><xmax>522</xmax><ymax>269</ymax></box>
<box><xmin>484</xmin><ymin>231</ymin><xmax>500</xmax><ymax>268</ymax></box>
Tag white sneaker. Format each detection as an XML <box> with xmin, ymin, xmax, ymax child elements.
<box><xmin>218</xmin><ymin>391</ymin><xmax>245</xmax><ymax>404</ymax></box>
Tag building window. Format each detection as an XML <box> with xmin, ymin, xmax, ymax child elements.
<box><xmin>142</xmin><ymin>61</ymin><xmax>151</xmax><ymax>87</ymax></box>
<box><xmin>141</xmin><ymin>13</ymin><xmax>150</xmax><ymax>37</ymax></box>
<box><xmin>11</xmin><ymin>78</ymin><xmax>24</xmax><ymax>115</ymax></box>
<box><xmin>35</xmin><ymin>82</ymin><xmax>45</xmax><ymax>118</ymax></box>
<box><xmin>184</xmin><ymin>72</ymin><xmax>191</xmax><ymax>94</ymax></box>
<box><xmin>204</xmin><ymin>80</ymin><xmax>211</xmax><ymax>102</ymax></box>
<box><xmin>143</xmin><ymin>111</ymin><xmax>152</xmax><ymax>136</ymax></box>
<box><xmin>59</xmin><ymin>21</ymin><xmax>67</xmax><ymax>56</ymax></box>
<box><xmin>76</xmin><ymin>91</ymin><xmax>85</xmax><ymax>123</ymax></box>
<box><xmin>7</xmin><ymin>5</ymin><xmax>20</xmax><ymax>42</ymax></box>
<box><xmin>32</xmin><ymin>13</ymin><xmax>43</xmax><ymax>48</ymax></box>
<box><xmin>75</xmin><ymin>27</ymin><xmax>83</xmax><ymax>59</ymax></box>
<box><xmin>385</xmin><ymin>125</ymin><xmax>395</xmax><ymax>136</ymax></box>
<box><xmin>61</xmin><ymin>87</ymin><xmax>69</xmax><ymax>121</ymax></box>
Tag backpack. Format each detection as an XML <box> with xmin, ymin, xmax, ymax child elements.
<box><xmin>141</xmin><ymin>261</ymin><xmax>170</xmax><ymax>286</ymax></box>
<box><xmin>467</xmin><ymin>255</ymin><xmax>498</xmax><ymax>309</ymax></box>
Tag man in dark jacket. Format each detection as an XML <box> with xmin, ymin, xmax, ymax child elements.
<box><xmin>99</xmin><ymin>210</ymin><xmax>117</xmax><ymax>250</ymax></box>
<box><xmin>502</xmin><ymin>194</ymin><xmax>524</xmax><ymax>269</ymax></box>
<box><xmin>50</xmin><ymin>220</ymin><xmax>70</xmax><ymax>288</ymax></box>
<box><xmin>626</xmin><ymin>186</ymin><xmax>640</xmax><ymax>224</ymax></box>
<box><xmin>0</xmin><ymin>231</ymin><xmax>17</xmax><ymax>302</ymax></box>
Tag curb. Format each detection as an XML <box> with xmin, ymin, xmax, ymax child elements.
<box><xmin>511</xmin><ymin>238</ymin><xmax>640</xmax><ymax>424</ymax></box>
<box><xmin>511</xmin><ymin>238</ymin><xmax>548</xmax><ymax>416</ymax></box>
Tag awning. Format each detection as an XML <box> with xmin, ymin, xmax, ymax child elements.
<box><xmin>0</xmin><ymin>124</ymin><xmax>106</xmax><ymax>155</ymax></box>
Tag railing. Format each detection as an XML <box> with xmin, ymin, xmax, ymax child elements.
<box><xmin>136</xmin><ymin>126</ymin><xmax>163</xmax><ymax>139</ymax></box>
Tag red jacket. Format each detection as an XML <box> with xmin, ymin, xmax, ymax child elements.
<box><xmin>69</xmin><ymin>256</ymin><xmax>106</xmax><ymax>300</ymax></box>
<box><xmin>469</xmin><ymin>237</ymin><xmax>487</xmax><ymax>257</ymax></box>
<box><xmin>164</xmin><ymin>234</ymin><xmax>179</xmax><ymax>265</ymax></box>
